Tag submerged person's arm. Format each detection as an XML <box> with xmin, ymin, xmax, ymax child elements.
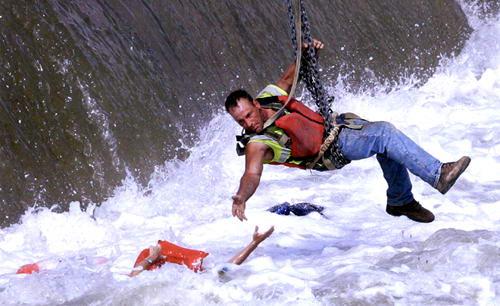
<box><xmin>129</xmin><ymin>245</ymin><xmax>161</xmax><ymax>277</ymax></box>
<box><xmin>228</xmin><ymin>226</ymin><xmax>274</xmax><ymax>265</ymax></box>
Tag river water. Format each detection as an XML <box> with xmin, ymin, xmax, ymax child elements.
<box><xmin>0</xmin><ymin>1</ymin><xmax>499</xmax><ymax>305</ymax></box>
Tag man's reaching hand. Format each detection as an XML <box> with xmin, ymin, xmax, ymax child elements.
<box><xmin>232</xmin><ymin>194</ymin><xmax>247</xmax><ymax>221</ymax></box>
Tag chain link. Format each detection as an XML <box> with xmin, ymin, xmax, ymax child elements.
<box><xmin>287</xmin><ymin>0</ymin><xmax>298</xmax><ymax>56</ymax></box>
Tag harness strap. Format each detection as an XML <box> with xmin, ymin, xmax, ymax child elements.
<box><xmin>278</xmin><ymin>134</ymin><xmax>290</xmax><ymax>146</ymax></box>
<box><xmin>265</xmin><ymin>129</ymin><xmax>290</xmax><ymax>147</ymax></box>
<box><xmin>306</xmin><ymin>125</ymin><xmax>341</xmax><ymax>169</ymax></box>
<box><xmin>306</xmin><ymin>113</ymin><xmax>364</xmax><ymax>170</ymax></box>
<box><xmin>305</xmin><ymin>112</ymin><xmax>340</xmax><ymax>169</ymax></box>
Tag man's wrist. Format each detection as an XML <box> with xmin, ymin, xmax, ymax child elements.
<box><xmin>233</xmin><ymin>194</ymin><xmax>244</xmax><ymax>203</ymax></box>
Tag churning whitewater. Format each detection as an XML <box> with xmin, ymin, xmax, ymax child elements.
<box><xmin>0</xmin><ymin>3</ymin><xmax>499</xmax><ymax>306</ymax></box>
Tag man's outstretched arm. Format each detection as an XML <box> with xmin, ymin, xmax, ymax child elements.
<box><xmin>232</xmin><ymin>142</ymin><xmax>273</xmax><ymax>221</ymax></box>
<box><xmin>228</xmin><ymin>226</ymin><xmax>274</xmax><ymax>265</ymax></box>
<box><xmin>275</xmin><ymin>39</ymin><xmax>324</xmax><ymax>94</ymax></box>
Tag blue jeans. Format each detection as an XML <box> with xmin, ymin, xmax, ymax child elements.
<box><xmin>337</xmin><ymin>119</ymin><xmax>442</xmax><ymax>206</ymax></box>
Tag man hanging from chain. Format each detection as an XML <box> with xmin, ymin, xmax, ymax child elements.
<box><xmin>224</xmin><ymin>2</ymin><xmax>470</xmax><ymax>224</ymax></box>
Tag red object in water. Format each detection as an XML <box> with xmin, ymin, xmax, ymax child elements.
<box><xmin>134</xmin><ymin>240</ymin><xmax>209</xmax><ymax>272</ymax></box>
<box><xmin>16</xmin><ymin>263</ymin><xmax>40</xmax><ymax>274</ymax></box>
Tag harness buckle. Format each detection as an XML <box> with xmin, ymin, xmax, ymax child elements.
<box><xmin>236</xmin><ymin>132</ymin><xmax>251</xmax><ymax>156</ymax></box>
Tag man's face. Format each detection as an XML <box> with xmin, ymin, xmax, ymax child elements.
<box><xmin>228</xmin><ymin>98</ymin><xmax>264</xmax><ymax>133</ymax></box>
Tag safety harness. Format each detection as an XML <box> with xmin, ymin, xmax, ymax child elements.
<box><xmin>236</xmin><ymin>96</ymin><xmax>362</xmax><ymax>170</ymax></box>
<box><xmin>312</xmin><ymin>113</ymin><xmax>363</xmax><ymax>170</ymax></box>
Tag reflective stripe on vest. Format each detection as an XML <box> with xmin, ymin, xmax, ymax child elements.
<box><xmin>249</xmin><ymin>133</ymin><xmax>291</xmax><ymax>163</ymax></box>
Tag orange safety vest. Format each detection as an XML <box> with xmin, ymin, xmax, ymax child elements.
<box><xmin>236</xmin><ymin>96</ymin><xmax>362</xmax><ymax>171</ymax></box>
<box><xmin>16</xmin><ymin>263</ymin><xmax>40</xmax><ymax>274</ymax></box>
<box><xmin>269</xmin><ymin>95</ymin><xmax>325</xmax><ymax>158</ymax></box>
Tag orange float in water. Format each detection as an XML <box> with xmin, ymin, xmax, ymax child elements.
<box><xmin>134</xmin><ymin>240</ymin><xmax>209</xmax><ymax>272</ymax></box>
<box><xmin>16</xmin><ymin>263</ymin><xmax>40</xmax><ymax>274</ymax></box>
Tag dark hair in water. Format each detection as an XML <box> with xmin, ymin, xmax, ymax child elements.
<box><xmin>225</xmin><ymin>89</ymin><xmax>253</xmax><ymax>112</ymax></box>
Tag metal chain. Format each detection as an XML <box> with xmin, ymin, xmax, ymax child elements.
<box><xmin>286</xmin><ymin>0</ymin><xmax>335</xmax><ymax>132</ymax></box>
<box><xmin>287</xmin><ymin>0</ymin><xmax>298</xmax><ymax>56</ymax></box>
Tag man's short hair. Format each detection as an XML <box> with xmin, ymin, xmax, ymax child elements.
<box><xmin>225</xmin><ymin>89</ymin><xmax>253</xmax><ymax>112</ymax></box>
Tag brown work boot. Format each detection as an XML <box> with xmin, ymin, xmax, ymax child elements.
<box><xmin>386</xmin><ymin>200</ymin><xmax>435</xmax><ymax>223</ymax></box>
<box><xmin>436</xmin><ymin>156</ymin><xmax>471</xmax><ymax>194</ymax></box>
